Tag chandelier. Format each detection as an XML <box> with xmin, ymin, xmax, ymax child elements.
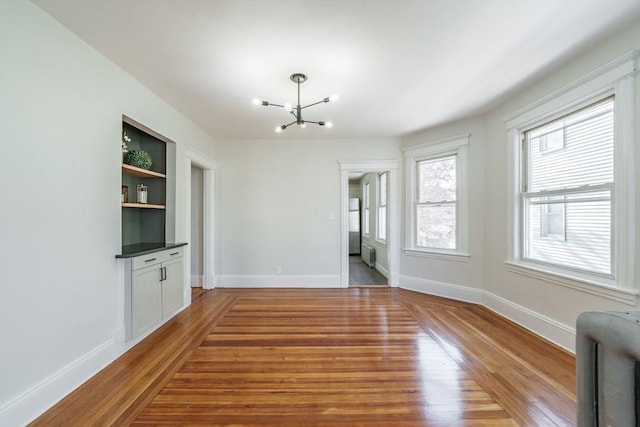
<box><xmin>253</xmin><ymin>73</ymin><xmax>338</xmax><ymax>133</ymax></box>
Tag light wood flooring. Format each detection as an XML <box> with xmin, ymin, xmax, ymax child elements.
<box><xmin>30</xmin><ymin>288</ymin><xmax>576</xmax><ymax>426</ymax></box>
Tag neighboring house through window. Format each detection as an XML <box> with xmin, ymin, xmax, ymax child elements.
<box><xmin>522</xmin><ymin>98</ymin><xmax>613</xmax><ymax>275</ymax></box>
<box><xmin>506</xmin><ymin>51</ymin><xmax>637</xmax><ymax>301</ymax></box>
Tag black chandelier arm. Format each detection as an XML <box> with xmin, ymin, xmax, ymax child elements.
<box><xmin>261</xmin><ymin>101</ymin><xmax>287</xmax><ymax>108</ymax></box>
<box><xmin>300</xmin><ymin>97</ymin><xmax>331</xmax><ymax>110</ymax></box>
<box><xmin>298</xmin><ymin>120</ymin><xmax>331</xmax><ymax>127</ymax></box>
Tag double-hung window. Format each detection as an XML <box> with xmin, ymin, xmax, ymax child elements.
<box><xmin>522</xmin><ymin>98</ymin><xmax>614</xmax><ymax>276</ymax></box>
<box><xmin>363</xmin><ymin>181</ymin><xmax>370</xmax><ymax>236</ymax></box>
<box><xmin>506</xmin><ymin>51</ymin><xmax>637</xmax><ymax>300</ymax></box>
<box><xmin>416</xmin><ymin>155</ymin><xmax>457</xmax><ymax>249</ymax></box>
<box><xmin>404</xmin><ymin>134</ymin><xmax>469</xmax><ymax>259</ymax></box>
<box><xmin>377</xmin><ymin>172</ymin><xmax>388</xmax><ymax>242</ymax></box>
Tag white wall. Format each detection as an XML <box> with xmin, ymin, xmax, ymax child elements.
<box><xmin>399</xmin><ymin>116</ymin><xmax>486</xmax><ymax>302</ymax></box>
<box><xmin>480</xmin><ymin>21</ymin><xmax>640</xmax><ymax>349</ymax></box>
<box><xmin>0</xmin><ymin>2</ymin><xmax>216</xmax><ymax>425</ymax></box>
<box><xmin>215</xmin><ymin>138</ymin><xmax>399</xmax><ymax>287</ymax></box>
<box><xmin>348</xmin><ymin>183</ymin><xmax>361</xmax><ymax>199</ymax></box>
<box><xmin>398</xmin><ymin>22</ymin><xmax>639</xmax><ymax>350</ymax></box>
<box><xmin>2</xmin><ymin>2</ymin><xmax>637</xmax><ymax>424</ymax></box>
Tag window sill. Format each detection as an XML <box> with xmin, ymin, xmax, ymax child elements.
<box><xmin>505</xmin><ymin>261</ymin><xmax>638</xmax><ymax>305</ymax></box>
<box><xmin>404</xmin><ymin>249</ymin><xmax>470</xmax><ymax>262</ymax></box>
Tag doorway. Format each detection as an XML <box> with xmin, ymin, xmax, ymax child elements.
<box><xmin>348</xmin><ymin>172</ymin><xmax>387</xmax><ymax>286</ymax></box>
<box><xmin>185</xmin><ymin>149</ymin><xmax>215</xmax><ymax>305</ymax></box>
<box><xmin>190</xmin><ymin>164</ymin><xmax>204</xmax><ymax>289</ymax></box>
<box><xmin>339</xmin><ymin>161</ymin><xmax>400</xmax><ymax>288</ymax></box>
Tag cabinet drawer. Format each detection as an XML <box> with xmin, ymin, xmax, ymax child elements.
<box><xmin>132</xmin><ymin>247</ymin><xmax>183</xmax><ymax>270</ymax></box>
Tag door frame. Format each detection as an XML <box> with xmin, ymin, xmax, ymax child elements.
<box><xmin>185</xmin><ymin>149</ymin><xmax>216</xmax><ymax>294</ymax></box>
<box><xmin>338</xmin><ymin>160</ymin><xmax>400</xmax><ymax>288</ymax></box>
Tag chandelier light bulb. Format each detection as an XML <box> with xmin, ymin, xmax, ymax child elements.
<box><xmin>284</xmin><ymin>102</ymin><xmax>292</xmax><ymax>112</ymax></box>
<box><xmin>329</xmin><ymin>94</ymin><xmax>339</xmax><ymax>102</ymax></box>
<box><xmin>325</xmin><ymin>121</ymin><xmax>333</xmax><ymax>128</ymax></box>
<box><xmin>252</xmin><ymin>98</ymin><xmax>261</xmax><ymax>106</ymax></box>
<box><xmin>275</xmin><ymin>126</ymin><xmax>283</xmax><ymax>133</ymax></box>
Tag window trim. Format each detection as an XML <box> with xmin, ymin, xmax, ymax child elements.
<box><xmin>403</xmin><ymin>134</ymin><xmax>470</xmax><ymax>260</ymax></box>
<box><xmin>363</xmin><ymin>180</ymin><xmax>370</xmax><ymax>237</ymax></box>
<box><xmin>505</xmin><ymin>50</ymin><xmax>638</xmax><ymax>302</ymax></box>
<box><xmin>376</xmin><ymin>171</ymin><xmax>388</xmax><ymax>244</ymax></box>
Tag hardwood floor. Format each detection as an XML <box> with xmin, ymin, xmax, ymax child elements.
<box><xmin>191</xmin><ymin>286</ymin><xmax>208</xmax><ymax>302</ymax></box>
<box><xmin>30</xmin><ymin>288</ymin><xmax>576</xmax><ymax>426</ymax></box>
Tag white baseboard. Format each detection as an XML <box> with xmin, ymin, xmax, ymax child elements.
<box><xmin>206</xmin><ymin>273</ymin><xmax>217</xmax><ymax>289</ymax></box>
<box><xmin>398</xmin><ymin>274</ymin><xmax>576</xmax><ymax>353</ymax></box>
<box><xmin>375</xmin><ymin>263</ymin><xmax>389</xmax><ymax>279</ymax></box>
<box><xmin>482</xmin><ymin>292</ymin><xmax>576</xmax><ymax>353</ymax></box>
<box><xmin>399</xmin><ymin>275</ymin><xmax>483</xmax><ymax>304</ymax></box>
<box><xmin>217</xmin><ymin>274</ymin><xmax>341</xmax><ymax>288</ymax></box>
<box><xmin>0</xmin><ymin>339</ymin><xmax>114</xmax><ymax>427</ymax></box>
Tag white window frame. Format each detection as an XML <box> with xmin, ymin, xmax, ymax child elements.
<box><xmin>404</xmin><ymin>134</ymin><xmax>470</xmax><ymax>261</ymax></box>
<box><xmin>363</xmin><ymin>180</ymin><xmax>370</xmax><ymax>237</ymax></box>
<box><xmin>376</xmin><ymin>172</ymin><xmax>388</xmax><ymax>244</ymax></box>
<box><xmin>505</xmin><ymin>50</ymin><xmax>638</xmax><ymax>304</ymax></box>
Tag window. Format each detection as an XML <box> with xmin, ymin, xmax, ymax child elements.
<box><xmin>417</xmin><ymin>155</ymin><xmax>456</xmax><ymax>249</ymax></box>
<box><xmin>506</xmin><ymin>51</ymin><xmax>637</xmax><ymax>299</ymax></box>
<box><xmin>377</xmin><ymin>172</ymin><xmax>388</xmax><ymax>242</ymax></box>
<box><xmin>522</xmin><ymin>98</ymin><xmax>613</xmax><ymax>276</ymax></box>
<box><xmin>404</xmin><ymin>134</ymin><xmax>469</xmax><ymax>259</ymax></box>
<box><xmin>348</xmin><ymin>198</ymin><xmax>360</xmax><ymax>232</ymax></box>
<box><xmin>363</xmin><ymin>181</ymin><xmax>370</xmax><ymax>236</ymax></box>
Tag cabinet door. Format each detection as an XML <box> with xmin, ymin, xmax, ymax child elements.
<box><xmin>132</xmin><ymin>264</ymin><xmax>163</xmax><ymax>337</ymax></box>
<box><xmin>162</xmin><ymin>257</ymin><xmax>184</xmax><ymax>318</ymax></box>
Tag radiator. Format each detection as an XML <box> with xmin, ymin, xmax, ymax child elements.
<box><xmin>576</xmin><ymin>311</ymin><xmax>640</xmax><ymax>427</ymax></box>
<box><xmin>361</xmin><ymin>244</ymin><xmax>375</xmax><ymax>268</ymax></box>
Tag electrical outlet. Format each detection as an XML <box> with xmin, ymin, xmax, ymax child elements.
<box><xmin>275</xmin><ymin>266</ymin><xmax>282</xmax><ymax>274</ymax></box>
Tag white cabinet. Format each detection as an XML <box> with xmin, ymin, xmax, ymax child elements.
<box><xmin>161</xmin><ymin>256</ymin><xmax>184</xmax><ymax>318</ymax></box>
<box><xmin>124</xmin><ymin>247</ymin><xmax>185</xmax><ymax>340</ymax></box>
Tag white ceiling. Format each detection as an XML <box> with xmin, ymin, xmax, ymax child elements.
<box><xmin>34</xmin><ymin>0</ymin><xmax>640</xmax><ymax>140</ymax></box>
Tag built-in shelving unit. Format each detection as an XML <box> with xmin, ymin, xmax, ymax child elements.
<box><xmin>119</xmin><ymin>117</ymin><xmax>183</xmax><ymax>342</ymax></box>
<box><xmin>121</xmin><ymin>118</ymin><xmax>173</xmax><ymax>249</ymax></box>
<box><xmin>121</xmin><ymin>165</ymin><xmax>167</xmax><ymax>210</ymax></box>
<box><xmin>122</xmin><ymin>203</ymin><xmax>166</xmax><ymax>209</ymax></box>
<box><xmin>122</xmin><ymin>164</ymin><xmax>166</xmax><ymax>179</ymax></box>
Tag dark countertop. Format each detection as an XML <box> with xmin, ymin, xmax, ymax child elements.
<box><xmin>116</xmin><ymin>242</ymin><xmax>188</xmax><ymax>258</ymax></box>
